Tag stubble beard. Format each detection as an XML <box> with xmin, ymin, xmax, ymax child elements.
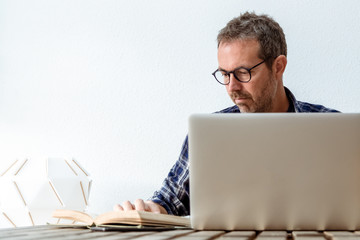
<box><xmin>231</xmin><ymin>75</ymin><xmax>277</xmax><ymax>113</ymax></box>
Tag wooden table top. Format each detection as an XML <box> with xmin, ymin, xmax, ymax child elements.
<box><xmin>1</xmin><ymin>225</ymin><xmax>360</xmax><ymax>239</ymax></box>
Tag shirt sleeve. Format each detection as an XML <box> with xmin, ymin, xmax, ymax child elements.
<box><xmin>149</xmin><ymin>136</ymin><xmax>190</xmax><ymax>216</ymax></box>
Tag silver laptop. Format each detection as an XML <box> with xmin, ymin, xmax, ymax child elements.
<box><xmin>189</xmin><ymin>113</ymin><xmax>360</xmax><ymax>230</ymax></box>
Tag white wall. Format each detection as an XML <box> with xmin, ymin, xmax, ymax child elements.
<box><xmin>0</xmin><ymin>0</ymin><xmax>359</xmax><ymax>214</ymax></box>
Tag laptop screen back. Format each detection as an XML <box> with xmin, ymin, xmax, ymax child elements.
<box><xmin>189</xmin><ymin>113</ymin><xmax>360</xmax><ymax>230</ymax></box>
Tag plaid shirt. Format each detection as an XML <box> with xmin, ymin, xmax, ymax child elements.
<box><xmin>149</xmin><ymin>87</ymin><xmax>339</xmax><ymax>216</ymax></box>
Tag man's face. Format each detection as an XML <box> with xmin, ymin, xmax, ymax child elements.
<box><xmin>217</xmin><ymin>39</ymin><xmax>278</xmax><ymax>113</ymax></box>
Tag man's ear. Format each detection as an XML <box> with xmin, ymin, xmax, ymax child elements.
<box><xmin>272</xmin><ymin>55</ymin><xmax>287</xmax><ymax>79</ymax></box>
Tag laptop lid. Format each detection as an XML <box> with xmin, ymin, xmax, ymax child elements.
<box><xmin>189</xmin><ymin>113</ymin><xmax>360</xmax><ymax>230</ymax></box>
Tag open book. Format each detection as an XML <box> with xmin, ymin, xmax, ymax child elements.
<box><xmin>52</xmin><ymin>209</ymin><xmax>190</xmax><ymax>228</ymax></box>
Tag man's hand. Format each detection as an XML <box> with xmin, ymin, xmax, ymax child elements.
<box><xmin>113</xmin><ymin>199</ymin><xmax>168</xmax><ymax>214</ymax></box>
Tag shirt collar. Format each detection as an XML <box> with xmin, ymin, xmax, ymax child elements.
<box><xmin>284</xmin><ymin>87</ymin><xmax>299</xmax><ymax>113</ymax></box>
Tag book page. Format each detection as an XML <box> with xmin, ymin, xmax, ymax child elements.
<box><xmin>94</xmin><ymin>210</ymin><xmax>190</xmax><ymax>227</ymax></box>
<box><xmin>52</xmin><ymin>209</ymin><xmax>94</xmax><ymax>225</ymax></box>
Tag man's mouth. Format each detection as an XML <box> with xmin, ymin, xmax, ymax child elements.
<box><xmin>234</xmin><ymin>97</ymin><xmax>248</xmax><ymax>104</ymax></box>
<box><xmin>231</xmin><ymin>91</ymin><xmax>252</xmax><ymax>105</ymax></box>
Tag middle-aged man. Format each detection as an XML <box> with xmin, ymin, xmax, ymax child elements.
<box><xmin>114</xmin><ymin>12</ymin><xmax>339</xmax><ymax>216</ymax></box>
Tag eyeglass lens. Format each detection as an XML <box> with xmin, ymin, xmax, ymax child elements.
<box><xmin>214</xmin><ymin>68</ymin><xmax>250</xmax><ymax>84</ymax></box>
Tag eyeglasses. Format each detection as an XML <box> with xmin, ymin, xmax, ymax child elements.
<box><xmin>212</xmin><ymin>59</ymin><xmax>266</xmax><ymax>85</ymax></box>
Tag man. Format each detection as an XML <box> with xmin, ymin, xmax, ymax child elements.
<box><xmin>114</xmin><ymin>12</ymin><xmax>339</xmax><ymax>216</ymax></box>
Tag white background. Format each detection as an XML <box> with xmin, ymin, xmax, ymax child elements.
<box><xmin>0</xmin><ymin>0</ymin><xmax>359</xmax><ymax>215</ymax></box>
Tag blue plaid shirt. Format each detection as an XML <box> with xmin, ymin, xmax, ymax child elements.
<box><xmin>149</xmin><ymin>87</ymin><xmax>339</xmax><ymax>216</ymax></box>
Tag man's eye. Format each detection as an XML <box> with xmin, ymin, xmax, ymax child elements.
<box><xmin>235</xmin><ymin>69</ymin><xmax>248</xmax><ymax>75</ymax></box>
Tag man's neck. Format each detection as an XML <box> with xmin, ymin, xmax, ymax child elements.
<box><xmin>271</xmin><ymin>86</ymin><xmax>290</xmax><ymax>112</ymax></box>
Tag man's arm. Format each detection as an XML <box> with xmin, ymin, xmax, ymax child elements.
<box><xmin>148</xmin><ymin>136</ymin><xmax>190</xmax><ymax>216</ymax></box>
<box><xmin>114</xmin><ymin>136</ymin><xmax>190</xmax><ymax>216</ymax></box>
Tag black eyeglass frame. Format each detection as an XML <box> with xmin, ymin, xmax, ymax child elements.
<box><xmin>212</xmin><ymin>59</ymin><xmax>267</xmax><ymax>85</ymax></box>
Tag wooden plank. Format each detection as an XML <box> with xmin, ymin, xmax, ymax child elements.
<box><xmin>292</xmin><ymin>236</ymin><xmax>326</xmax><ymax>239</ymax></box>
<box><xmin>327</xmin><ymin>238</ymin><xmax>360</xmax><ymax>240</ymax></box>
<box><xmin>292</xmin><ymin>231</ymin><xmax>326</xmax><ymax>239</ymax></box>
<box><xmin>74</xmin><ymin>230</ymin><xmax>193</xmax><ymax>240</ymax></box>
<box><xmin>133</xmin><ymin>230</ymin><xmax>195</xmax><ymax>240</ymax></box>
<box><xmin>0</xmin><ymin>226</ymin><xmax>72</xmax><ymax>239</ymax></box>
<box><xmin>0</xmin><ymin>231</ymin><xmax>87</xmax><ymax>240</ymax></box>
<box><xmin>256</xmin><ymin>231</ymin><xmax>289</xmax><ymax>239</ymax></box>
<box><xmin>0</xmin><ymin>225</ymin><xmax>59</xmax><ymax>233</ymax></box>
<box><xmin>218</xmin><ymin>230</ymin><xmax>256</xmax><ymax>239</ymax></box>
<box><xmin>293</xmin><ymin>237</ymin><xmax>326</xmax><ymax>240</ymax></box>
<box><xmin>0</xmin><ymin>226</ymin><xmax>117</xmax><ymax>240</ymax></box>
<box><xmin>324</xmin><ymin>231</ymin><xmax>357</xmax><ymax>237</ymax></box>
<box><xmin>89</xmin><ymin>234</ymin><xmax>156</xmax><ymax>240</ymax></box>
<box><xmin>173</xmin><ymin>230</ymin><xmax>225</xmax><ymax>240</ymax></box>
<box><xmin>150</xmin><ymin>230</ymin><xmax>196</xmax><ymax>236</ymax></box>
<box><xmin>89</xmin><ymin>231</ymin><xmax>160</xmax><ymax>240</ymax></box>
<box><xmin>47</xmin><ymin>231</ymin><xmax>130</xmax><ymax>240</ymax></box>
<box><xmin>324</xmin><ymin>231</ymin><xmax>359</xmax><ymax>240</ymax></box>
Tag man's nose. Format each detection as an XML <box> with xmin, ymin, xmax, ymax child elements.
<box><xmin>227</xmin><ymin>74</ymin><xmax>243</xmax><ymax>91</ymax></box>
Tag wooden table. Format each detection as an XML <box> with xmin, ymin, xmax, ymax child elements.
<box><xmin>1</xmin><ymin>225</ymin><xmax>360</xmax><ymax>239</ymax></box>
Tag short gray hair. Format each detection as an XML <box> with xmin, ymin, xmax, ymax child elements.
<box><xmin>217</xmin><ymin>12</ymin><xmax>287</xmax><ymax>68</ymax></box>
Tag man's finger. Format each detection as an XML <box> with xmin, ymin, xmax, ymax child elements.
<box><xmin>122</xmin><ymin>200</ymin><xmax>135</xmax><ymax>211</ymax></box>
<box><xmin>113</xmin><ymin>204</ymin><xmax>124</xmax><ymax>211</ymax></box>
<box><xmin>145</xmin><ymin>201</ymin><xmax>161</xmax><ymax>213</ymax></box>
<box><xmin>134</xmin><ymin>199</ymin><xmax>146</xmax><ymax>211</ymax></box>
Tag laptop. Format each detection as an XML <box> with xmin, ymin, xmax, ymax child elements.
<box><xmin>189</xmin><ymin>113</ymin><xmax>360</xmax><ymax>230</ymax></box>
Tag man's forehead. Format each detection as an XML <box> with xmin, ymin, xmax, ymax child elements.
<box><xmin>217</xmin><ymin>39</ymin><xmax>261</xmax><ymax>68</ymax></box>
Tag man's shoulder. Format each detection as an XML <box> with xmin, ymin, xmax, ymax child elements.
<box><xmin>214</xmin><ymin>105</ymin><xmax>240</xmax><ymax>113</ymax></box>
<box><xmin>285</xmin><ymin>87</ymin><xmax>340</xmax><ymax>113</ymax></box>
<box><xmin>295</xmin><ymin>101</ymin><xmax>340</xmax><ymax>113</ymax></box>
